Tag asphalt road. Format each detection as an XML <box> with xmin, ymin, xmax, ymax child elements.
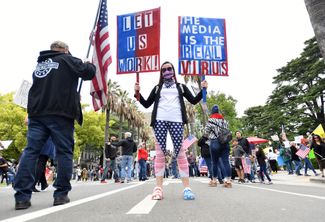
<box><xmin>0</xmin><ymin>172</ymin><xmax>324</xmax><ymax>222</ymax></box>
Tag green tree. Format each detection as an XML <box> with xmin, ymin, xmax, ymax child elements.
<box><xmin>74</xmin><ymin>111</ymin><xmax>106</xmax><ymax>160</ymax></box>
<box><xmin>268</xmin><ymin>37</ymin><xmax>325</xmax><ymax>135</ymax></box>
<box><xmin>0</xmin><ymin>93</ymin><xmax>27</xmax><ymax>160</ymax></box>
<box><xmin>195</xmin><ymin>91</ymin><xmax>241</xmax><ymax>134</ymax></box>
<box><xmin>241</xmin><ymin>105</ymin><xmax>281</xmax><ymax>139</ymax></box>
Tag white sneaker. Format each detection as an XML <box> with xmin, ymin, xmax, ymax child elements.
<box><xmin>267</xmin><ymin>181</ymin><xmax>273</xmax><ymax>185</ymax></box>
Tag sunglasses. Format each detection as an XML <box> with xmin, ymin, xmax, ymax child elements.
<box><xmin>161</xmin><ymin>67</ymin><xmax>173</xmax><ymax>73</ymax></box>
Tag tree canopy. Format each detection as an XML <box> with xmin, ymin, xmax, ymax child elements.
<box><xmin>242</xmin><ymin>37</ymin><xmax>325</xmax><ymax>140</ymax></box>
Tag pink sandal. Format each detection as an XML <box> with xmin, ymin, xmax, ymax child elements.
<box><xmin>152</xmin><ymin>186</ymin><xmax>163</xmax><ymax>200</ymax></box>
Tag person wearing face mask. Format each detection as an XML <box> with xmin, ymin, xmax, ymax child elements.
<box><xmin>134</xmin><ymin>61</ymin><xmax>208</xmax><ymax>200</ymax></box>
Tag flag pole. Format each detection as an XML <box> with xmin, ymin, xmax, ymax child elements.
<box><xmin>202</xmin><ymin>74</ymin><xmax>206</xmax><ymax>103</ymax></box>
<box><xmin>77</xmin><ymin>0</ymin><xmax>103</xmax><ymax>93</ymax></box>
<box><xmin>201</xmin><ymin>75</ymin><xmax>207</xmax><ymax>114</ymax></box>
<box><xmin>136</xmin><ymin>72</ymin><xmax>140</xmax><ymax>101</ymax></box>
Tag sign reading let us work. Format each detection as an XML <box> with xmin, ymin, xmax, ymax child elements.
<box><xmin>117</xmin><ymin>7</ymin><xmax>160</xmax><ymax>74</ymax></box>
<box><xmin>178</xmin><ymin>16</ymin><xmax>228</xmax><ymax>76</ymax></box>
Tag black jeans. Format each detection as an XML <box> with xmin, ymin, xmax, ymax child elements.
<box><xmin>269</xmin><ymin>159</ymin><xmax>277</xmax><ymax>172</ymax></box>
<box><xmin>34</xmin><ymin>154</ymin><xmax>49</xmax><ymax>188</ymax></box>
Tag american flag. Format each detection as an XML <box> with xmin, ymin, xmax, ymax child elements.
<box><xmin>241</xmin><ymin>157</ymin><xmax>251</xmax><ymax>174</ymax></box>
<box><xmin>182</xmin><ymin>135</ymin><xmax>197</xmax><ymax>150</ymax></box>
<box><xmin>90</xmin><ymin>0</ymin><xmax>112</xmax><ymax>111</ymax></box>
<box><xmin>296</xmin><ymin>144</ymin><xmax>310</xmax><ymax>159</ymax></box>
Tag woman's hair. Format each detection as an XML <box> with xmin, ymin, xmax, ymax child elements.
<box><xmin>312</xmin><ymin>134</ymin><xmax>323</xmax><ymax>143</ymax></box>
<box><xmin>158</xmin><ymin>61</ymin><xmax>178</xmax><ymax>85</ymax></box>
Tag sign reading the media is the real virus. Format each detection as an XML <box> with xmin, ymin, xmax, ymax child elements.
<box><xmin>117</xmin><ymin>8</ymin><xmax>160</xmax><ymax>74</ymax></box>
<box><xmin>178</xmin><ymin>16</ymin><xmax>228</xmax><ymax>76</ymax></box>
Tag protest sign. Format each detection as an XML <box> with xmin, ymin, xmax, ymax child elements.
<box><xmin>0</xmin><ymin>140</ymin><xmax>12</xmax><ymax>150</ymax></box>
<box><xmin>13</xmin><ymin>80</ymin><xmax>32</xmax><ymax>108</ymax></box>
<box><xmin>271</xmin><ymin>135</ymin><xmax>279</xmax><ymax>141</ymax></box>
<box><xmin>312</xmin><ymin>124</ymin><xmax>325</xmax><ymax>138</ymax></box>
<box><xmin>178</xmin><ymin>16</ymin><xmax>227</xmax><ymax>76</ymax></box>
<box><xmin>294</xmin><ymin>135</ymin><xmax>303</xmax><ymax>144</ymax></box>
<box><xmin>117</xmin><ymin>8</ymin><xmax>160</xmax><ymax>74</ymax></box>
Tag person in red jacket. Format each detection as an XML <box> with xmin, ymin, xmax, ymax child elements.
<box><xmin>138</xmin><ymin>143</ymin><xmax>148</xmax><ymax>181</ymax></box>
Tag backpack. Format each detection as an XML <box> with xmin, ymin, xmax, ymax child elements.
<box><xmin>208</xmin><ymin>120</ymin><xmax>232</xmax><ymax>144</ymax></box>
<box><xmin>280</xmin><ymin>147</ymin><xmax>291</xmax><ymax>160</ymax></box>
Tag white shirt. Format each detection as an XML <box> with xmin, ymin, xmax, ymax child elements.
<box><xmin>267</xmin><ymin>152</ymin><xmax>278</xmax><ymax>160</ymax></box>
<box><xmin>156</xmin><ymin>84</ymin><xmax>182</xmax><ymax>122</ymax></box>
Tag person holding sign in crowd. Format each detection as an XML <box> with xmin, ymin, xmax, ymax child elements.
<box><xmin>310</xmin><ymin>134</ymin><xmax>325</xmax><ymax>177</ymax></box>
<box><xmin>134</xmin><ymin>61</ymin><xmax>208</xmax><ymax>200</ymax></box>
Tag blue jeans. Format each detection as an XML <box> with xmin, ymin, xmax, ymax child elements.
<box><xmin>138</xmin><ymin>159</ymin><xmax>147</xmax><ymax>180</ymax></box>
<box><xmin>284</xmin><ymin>160</ymin><xmax>293</xmax><ymax>174</ymax></box>
<box><xmin>293</xmin><ymin>160</ymin><xmax>302</xmax><ymax>175</ymax></box>
<box><xmin>14</xmin><ymin>116</ymin><xmax>74</xmax><ymax>202</ymax></box>
<box><xmin>259</xmin><ymin>163</ymin><xmax>272</xmax><ymax>182</ymax></box>
<box><xmin>249</xmin><ymin>162</ymin><xmax>256</xmax><ymax>181</ymax></box>
<box><xmin>171</xmin><ymin>158</ymin><xmax>179</xmax><ymax>178</ymax></box>
<box><xmin>8</xmin><ymin>169</ymin><xmax>15</xmax><ymax>185</ymax></box>
<box><xmin>121</xmin><ymin>155</ymin><xmax>133</xmax><ymax>181</ymax></box>
<box><xmin>304</xmin><ymin>157</ymin><xmax>316</xmax><ymax>175</ymax></box>
<box><xmin>101</xmin><ymin>159</ymin><xmax>119</xmax><ymax>181</ymax></box>
<box><xmin>204</xmin><ymin>157</ymin><xmax>213</xmax><ymax>178</ymax></box>
<box><xmin>210</xmin><ymin>139</ymin><xmax>231</xmax><ymax>179</ymax></box>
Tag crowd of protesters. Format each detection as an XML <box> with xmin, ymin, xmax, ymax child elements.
<box><xmin>0</xmin><ymin>131</ymin><xmax>325</xmax><ymax>189</ymax></box>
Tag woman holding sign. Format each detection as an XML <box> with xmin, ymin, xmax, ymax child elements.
<box><xmin>134</xmin><ymin>61</ymin><xmax>207</xmax><ymax>200</ymax></box>
<box><xmin>311</xmin><ymin>134</ymin><xmax>325</xmax><ymax>178</ymax></box>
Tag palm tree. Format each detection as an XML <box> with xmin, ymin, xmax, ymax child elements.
<box><xmin>103</xmin><ymin>79</ymin><xmax>120</xmax><ymax>143</ymax></box>
<box><xmin>125</xmin><ymin>98</ymin><xmax>139</xmax><ymax>139</ymax></box>
<box><xmin>185</xmin><ymin>101</ymin><xmax>197</xmax><ymax>155</ymax></box>
<box><xmin>135</xmin><ymin>112</ymin><xmax>145</xmax><ymax>143</ymax></box>
<box><xmin>185</xmin><ymin>101</ymin><xmax>195</xmax><ymax>135</ymax></box>
<box><xmin>183</xmin><ymin>75</ymin><xmax>207</xmax><ymax>126</ymax></box>
<box><xmin>140</xmin><ymin>125</ymin><xmax>151</xmax><ymax>146</ymax></box>
<box><xmin>116</xmin><ymin>90</ymin><xmax>129</xmax><ymax>139</ymax></box>
<box><xmin>305</xmin><ymin>0</ymin><xmax>325</xmax><ymax>60</ymax></box>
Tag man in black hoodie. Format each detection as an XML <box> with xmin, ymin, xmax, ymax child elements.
<box><xmin>100</xmin><ymin>135</ymin><xmax>119</xmax><ymax>183</ymax></box>
<box><xmin>14</xmin><ymin>41</ymin><xmax>95</xmax><ymax>210</ymax></box>
<box><xmin>112</xmin><ymin>132</ymin><xmax>137</xmax><ymax>183</ymax></box>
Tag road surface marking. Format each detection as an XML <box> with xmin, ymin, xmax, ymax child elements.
<box><xmin>1</xmin><ymin>183</ymin><xmax>144</xmax><ymax>222</ymax></box>
<box><xmin>126</xmin><ymin>195</ymin><xmax>158</xmax><ymax>214</ymax></box>
<box><xmin>194</xmin><ymin>178</ymin><xmax>210</xmax><ymax>184</ymax></box>
<box><xmin>163</xmin><ymin>179</ymin><xmax>182</xmax><ymax>186</ymax></box>
<box><xmin>163</xmin><ymin>181</ymin><xmax>170</xmax><ymax>186</ymax></box>
<box><xmin>244</xmin><ymin>185</ymin><xmax>325</xmax><ymax>200</ymax></box>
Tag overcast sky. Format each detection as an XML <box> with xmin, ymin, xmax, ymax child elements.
<box><xmin>0</xmin><ymin>0</ymin><xmax>315</xmax><ymax>116</ymax></box>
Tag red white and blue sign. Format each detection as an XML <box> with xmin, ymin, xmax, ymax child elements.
<box><xmin>117</xmin><ymin>8</ymin><xmax>160</xmax><ymax>74</ymax></box>
<box><xmin>178</xmin><ymin>16</ymin><xmax>228</xmax><ymax>76</ymax></box>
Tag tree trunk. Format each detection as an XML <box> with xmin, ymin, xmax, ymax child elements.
<box><xmin>189</xmin><ymin>122</ymin><xmax>197</xmax><ymax>156</ymax></box>
<box><xmin>102</xmin><ymin>105</ymin><xmax>110</xmax><ymax>169</ymax></box>
<box><xmin>197</xmin><ymin>81</ymin><xmax>207</xmax><ymax>126</ymax></box>
<box><xmin>119</xmin><ymin>115</ymin><xmax>123</xmax><ymax>139</ymax></box>
<box><xmin>305</xmin><ymin>0</ymin><xmax>325</xmax><ymax>60</ymax></box>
